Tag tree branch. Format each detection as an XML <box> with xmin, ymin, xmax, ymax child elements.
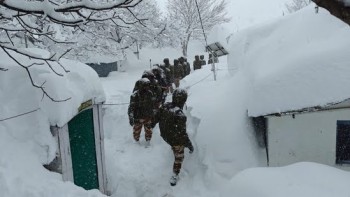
<box><xmin>0</xmin><ymin>46</ymin><xmax>71</xmax><ymax>102</ymax></box>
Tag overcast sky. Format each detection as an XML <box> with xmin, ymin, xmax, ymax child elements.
<box><xmin>156</xmin><ymin>0</ymin><xmax>167</xmax><ymax>11</ymax></box>
<box><xmin>155</xmin><ymin>0</ymin><xmax>290</xmax><ymax>31</ymax></box>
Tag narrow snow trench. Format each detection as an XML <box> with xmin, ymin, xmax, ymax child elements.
<box><xmin>101</xmin><ymin>77</ymin><xmax>216</xmax><ymax>197</ymax></box>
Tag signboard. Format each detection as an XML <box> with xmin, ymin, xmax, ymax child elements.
<box><xmin>78</xmin><ymin>99</ymin><xmax>93</xmax><ymax>112</ymax></box>
<box><xmin>205</xmin><ymin>42</ymin><xmax>229</xmax><ymax>57</ymax></box>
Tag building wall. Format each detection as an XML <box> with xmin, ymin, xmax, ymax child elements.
<box><xmin>267</xmin><ymin>108</ymin><xmax>350</xmax><ymax>170</ymax></box>
<box><xmin>86</xmin><ymin>62</ymin><xmax>118</xmax><ymax>77</ymax></box>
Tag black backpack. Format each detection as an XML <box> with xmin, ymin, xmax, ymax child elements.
<box><xmin>159</xmin><ymin>102</ymin><xmax>184</xmax><ymax>145</ymax></box>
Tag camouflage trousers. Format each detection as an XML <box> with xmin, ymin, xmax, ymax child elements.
<box><xmin>171</xmin><ymin>145</ymin><xmax>185</xmax><ymax>175</ymax></box>
<box><xmin>174</xmin><ymin>78</ymin><xmax>181</xmax><ymax>88</ymax></box>
<box><xmin>168</xmin><ymin>85</ymin><xmax>174</xmax><ymax>94</ymax></box>
<box><xmin>133</xmin><ymin>118</ymin><xmax>152</xmax><ymax>142</ymax></box>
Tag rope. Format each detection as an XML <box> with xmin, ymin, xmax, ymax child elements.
<box><xmin>186</xmin><ymin>73</ymin><xmax>213</xmax><ymax>89</ymax></box>
<box><xmin>0</xmin><ymin>108</ymin><xmax>40</xmax><ymax>122</ymax></box>
<box><xmin>102</xmin><ymin>102</ymin><xmax>130</xmax><ymax>106</ymax></box>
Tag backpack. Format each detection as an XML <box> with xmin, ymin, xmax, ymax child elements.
<box><xmin>159</xmin><ymin>102</ymin><xmax>186</xmax><ymax>146</ymax></box>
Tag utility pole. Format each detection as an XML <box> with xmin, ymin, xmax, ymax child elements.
<box><xmin>210</xmin><ymin>52</ymin><xmax>217</xmax><ymax>81</ymax></box>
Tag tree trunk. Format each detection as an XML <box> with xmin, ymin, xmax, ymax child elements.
<box><xmin>181</xmin><ymin>41</ymin><xmax>187</xmax><ymax>57</ymax></box>
<box><xmin>181</xmin><ymin>33</ymin><xmax>192</xmax><ymax>57</ymax></box>
<box><xmin>312</xmin><ymin>0</ymin><xmax>350</xmax><ymax>25</ymax></box>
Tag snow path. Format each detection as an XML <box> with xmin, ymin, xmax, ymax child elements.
<box><xmin>100</xmin><ymin>64</ymin><xmax>226</xmax><ymax>196</ymax></box>
<box><xmin>102</xmin><ymin>72</ymin><xmax>212</xmax><ymax>197</ymax></box>
<box><xmin>99</xmin><ymin>54</ymin><xmax>264</xmax><ymax>196</ymax></box>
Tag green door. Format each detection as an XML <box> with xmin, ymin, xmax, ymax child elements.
<box><xmin>68</xmin><ymin>108</ymin><xmax>99</xmax><ymax>190</ymax></box>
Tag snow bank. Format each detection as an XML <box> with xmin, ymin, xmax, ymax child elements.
<box><xmin>221</xmin><ymin>162</ymin><xmax>350</xmax><ymax>197</ymax></box>
<box><xmin>227</xmin><ymin>6</ymin><xmax>350</xmax><ymax>117</ymax></box>
<box><xmin>0</xmin><ymin>48</ymin><xmax>106</xmax><ymax>197</ymax></box>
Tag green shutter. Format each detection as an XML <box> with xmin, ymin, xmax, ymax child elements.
<box><xmin>68</xmin><ymin>108</ymin><xmax>99</xmax><ymax>190</ymax></box>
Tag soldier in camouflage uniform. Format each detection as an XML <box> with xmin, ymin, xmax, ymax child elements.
<box><xmin>160</xmin><ymin>58</ymin><xmax>174</xmax><ymax>93</ymax></box>
<box><xmin>178</xmin><ymin>57</ymin><xmax>188</xmax><ymax>78</ymax></box>
<box><xmin>193</xmin><ymin>55</ymin><xmax>202</xmax><ymax>70</ymax></box>
<box><xmin>151</xmin><ymin>66</ymin><xmax>168</xmax><ymax>104</ymax></box>
<box><xmin>136</xmin><ymin>70</ymin><xmax>163</xmax><ymax>107</ymax></box>
<box><xmin>173</xmin><ymin>59</ymin><xmax>184</xmax><ymax>88</ymax></box>
<box><xmin>157</xmin><ymin>88</ymin><xmax>194</xmax><ymax>186</ymax></box>
<box><xmin>128</xmin><ymin>78</ymin><xmax>155</xmax><ymax>146</ymax></box>
<box><xmin>184</xmin><ymin>57</ymin><xmax>191</xmax><ymax>76</ymax></box>
<box><xmin>200</xmin><ymin>55</ymin><xmax>206</xmax><ymax>66</ymax></box>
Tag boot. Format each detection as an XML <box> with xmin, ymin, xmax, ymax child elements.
<box><xmin>145</xmin><ymin>140</ymin><xmax>151</xmax><ymax>148</ymax></box>
<box><xmin>169</xmin><ymin>173</ymin><xmax>179</xmax><ymax>186</ymax></box>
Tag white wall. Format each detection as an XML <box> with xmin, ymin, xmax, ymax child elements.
<box><xmin>268</xmin><ymin>108</ymin><xmax>350</xmax><ymax>170</ymax></box>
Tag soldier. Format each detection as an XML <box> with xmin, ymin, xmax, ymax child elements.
<box><xmin>160</xmin><ymin>58</ymin><xmax>174</xmax><ymax>93</ymax></box>
<box><xmin>200</xmin><ymin>55</ymin><xmax>206</xmax><ymax>66</ymax></box>
<box><xmin>137</xmin><ymin>70</ymin><xmax>163</xmax><ymax>107</ymax></box>
<box><xmin>128</xmin><ymin>78</ymin><xmax>155</xmax><ymax>147</ymax></box>
<box><xmin>178</xmin><ymin>57</ymin><xmax>188</xmax><ymax>78</ymax></box>
<box><xmin>157</xmin><ymin>88</ymin><xmax>194</xmax><ymax>186</ymax></box>
<box><xmin>184</xmin><ymin>57</ymin><xmax>191</xmax><ymax>76</ymax></box>
<box><xmin>173</xmin><ymin>59</ymin><xmax>184</xmax><ymax>88</ymax></box>
<box><xmin>151</xmin><ymin>66</ymin><xmax>168</xmax><ymax>104</ymax></box>
<box><xmin>193</xmin><ymin>55</ymin><xmax>202</xmax><ymax>70</ymax></box>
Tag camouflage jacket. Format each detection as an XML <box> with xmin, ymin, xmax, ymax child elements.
<box><xmin>160</xmin><ymin>64</ymin><xmax>174</xmax><ymax>85</ymax></box>
<box><xmin>128</xmin><ymin>89</ymin><xmax>155</xmax><ymax>120</ymax></box>
<box><xmin>193</xmin><ymin>60</ymin><xmax>202</xmax><ymax>70</ymax></box>
<box><xmin>174</xmin><ymin>64</ymin><xmax>184</xmax><ymax>79</ymax></box>
<box><xmin>133</xmin><ymin>80</ymin><xmax>162</xmax><ymax>104</ymax></box>
<box><xmin>185</xmin><ymin>62</ymin><xmax>191</xmax><ymax>76</ymax></box>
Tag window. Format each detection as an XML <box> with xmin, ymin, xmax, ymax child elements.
<box><xmin>336</xmin><ymin>121</ymin><xmax>350</xmax><ymax>164</ymax></box>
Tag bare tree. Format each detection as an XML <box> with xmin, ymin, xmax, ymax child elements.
<box><xmin>285</xmin><ymin>0</ymin><xmax>311</xmax><ymax>13</ymax></box>
<box><xmin>167</xmin><ymin>0</ymin><xmax>230</xmax><ymax>57</ymax></box>
<box><xmin>60</xmin><ymin>0</ymin><xmax>166</xmax><ymax>62</ymax></box>
<box><xmin>0</xmin><ymin>0</ymin><xmax>146</xmax><ymax>101</ymax></box>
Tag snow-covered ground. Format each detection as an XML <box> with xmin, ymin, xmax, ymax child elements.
<box><xmin>102</xmin><ymin>5</ymin><xmax>350</xmax><ymax>197</ymax></box>
<box><xmin>101</xmin><ymin>54</ymin><xmax>263</xmax><ymax>196</ymax></box>
<box><xmin>3</xmin><ymin>2</ymin><xmax>350</xmax><ymax>197</ymax></box>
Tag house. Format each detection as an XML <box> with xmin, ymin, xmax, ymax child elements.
<box><xmin>223</xmin><ymin>6</ymin><xmax>350</xmax><ymax>171</ymax></box>
<box><xmin>84</xmin><ymin>53</ymin><xmax>126</xmax><ymax>77</ymax></box>
<box><xmin>252</xmin><ymin>99</ymin><xmax>350</xmax><ymax>171</ymax></box>
<box><xmin>86</xmin><ymin>60</ymin><xmax>126</xmax><ymax>77</ymax></box>
<box><xmin>0</xmin><ymin>48</ymin><xmax>109</xmax><ymax>194</ymax></box>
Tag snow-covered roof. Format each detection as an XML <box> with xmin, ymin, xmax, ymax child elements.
<box><xmin>227</xmin><ymin>6</ymin><xmax>350</xmax><ymax>117</ymax></box>
<box><xmin>1</xmin><ymin>48</ymin><xmax>106</xmax><ymax>127</ymax></box>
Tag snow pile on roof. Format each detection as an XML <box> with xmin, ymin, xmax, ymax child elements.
<box><xmin>0</xmin><ymin>48</ymin><xmax>105</xmax><ymax>196</ymax></box>
<box><xmin>1</xmin><ymin>48</ymin><xmax>105</xmax><ymax>126</ymax></box>
<box><xmin>227</xmin><ymin>6</ymin><xmax>350</xmax><ymax>117</ymax></box>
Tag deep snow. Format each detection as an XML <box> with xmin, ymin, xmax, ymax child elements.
<box><xmin>3</xmin><ymin>2</ymin><xmax>350</xmax><ymax>197</ymax></box>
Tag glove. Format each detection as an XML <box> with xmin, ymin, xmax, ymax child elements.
<box><xmin>129</xmin><ymin>118</ymin><xmax>134</xmax><ymax>126</ymax></box>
